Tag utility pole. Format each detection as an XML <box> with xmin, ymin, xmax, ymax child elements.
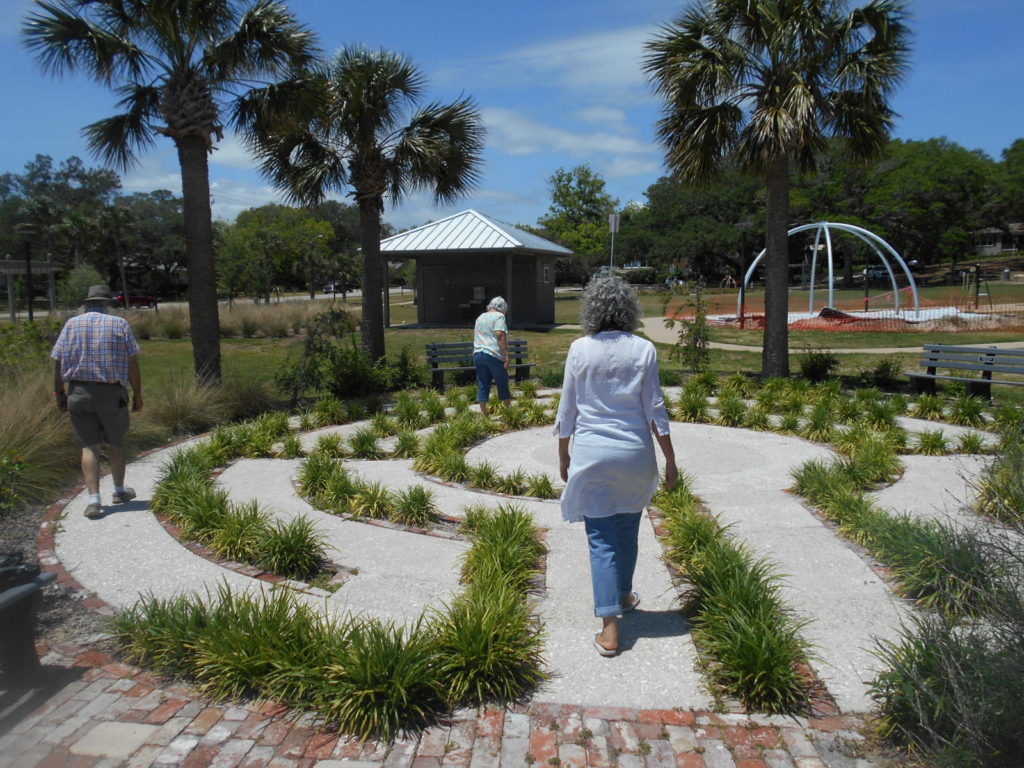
<box><xmin>608</xmin><ymin>213</ymin><xmax>620</xmax><ymax>269</ymax></box>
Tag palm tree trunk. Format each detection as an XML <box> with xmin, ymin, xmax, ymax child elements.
<box><xmin>176</xmin><ymin>136</ymin><xmax>222</xmax><ymax>384</ymax></box>
<box><xmin>358</xmin><ymin>201</ymin><xmax>386</xmax><ymax>362</ymax></box>
<box><xmin>762</xmin><ymin>156</ymin><xmax>791</xmax><ymax>378</ymax></box>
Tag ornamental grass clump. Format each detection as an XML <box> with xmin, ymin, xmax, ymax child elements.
<box><xmin>744</xmin><ymin>406</ymin><xmax>772</xmax><ymax>431</ymax></box>
<box><xmin>347</xmin><ymin>480</ymin><xmax>394</xmax><ymax>520</ymax></box>
<box><xmin>349</xmin><ymin>426</ymin><xmax>385</xmax><ymax>459</ymax></box>
<box><xmin>370</xmin><ymin>412</ymin><xmax>397</xmax><ymax>437</ymax></box>
<box><xmin>911</xmin><ymin>393</ymin><xmax>945</xmax><ymax>421</ymax></box>
<box><xmin>319</xmin><ymin>618</ymin><xmax>445</xmax><ymax>742</ymax></box>
<box><xmin>674</xmin><ymin>388</ymin><xmax>711</xmax><ymax>423</ymax></box>
<box><xmin>419</xmin><ymin>391</ymin><xmax>447</xmax><ymax>423</ymax></box>
<box><xmin>313</xmin><ymin>395</ymin><xmax>348</xmax><ymax>427</ymax></box>
<box><xmin>948</xmin><ymin>394</ymin><xmax>988</xmax><ymax>428</ymax></box>
<box><xmin>391</xmin><ymin>430</ymin><xmax>420</xmax><ymax>459</ymax></box>
<box><xmin>432</xmin><ymin>579</ymin><xmax>546</xmax><ymax>707</ymax></box>
<box><xmin>392</xmin><ymin>485</ymin><xmax>439</xmax><ymax>527</ymax></box>
<box><xmin>955</xmin><ymin>431</ymin><xmax>987</xmax><ymax>455</ymax></box>
<box><xmin>720</xmin><ymin>371</ymin><xmax>755</xmax><ymax>398</ymax></box>
<box><xmin>654</xmin><ymin>477</ymin><xmax>812</xmax><ymax>713</ymax></box>
<box><xmin>296</xmin><ymin>452</ymin><xmax>341</xmax><ymax>502</ymax></box>
<box><xmin>912</xmin><ymin>429</ymin><xmax>950</xmax><ymax>456</ymax></box>
<box><xmin>313</xmin><ymin>433</ymin><xmax>347</xmax><ymax>458</ymax></box>
<box><xmin>971</xmin><ymin>425</ymin><xmax>1024</xmax><ymax>529</ymax></box>
<box><xmin>209</xmin><ymin>501</ymin><xmax>268</xmax><ymax>562</ymax></box>
<box><xmin>714</xmin><ymin>391</ymin><xmax>746</xmax><ymax>427</ymax></box>
<box><xmin>460</xmin><ymin>504</ymin><xmax>546</xmax><ymax>596</ymax></box>
<box><xmin>255</xmin><ymin>515</ymin><xmax>329</xmax><ymax>580</ymax></box>
<box><xmin>494</xmin><ymin>468</ymin><xmax>527</xmax><ymax>496</ymax></box>
<box><xmin>464</xmin><ymin>463</ymin><xmax>496</xmax><ymax>491</ymax></box>
<box><xmin>799</xmin><ymin>401</ymin><xmax>835</xmax><ymax>443</ymax></box>
<box><xmin>525</xmin><ymin>473</ymin><xmax>558</xmax><ymax>500</ymax></box>
<box><xmin>280</xmin><ymin>434</ymin><xmax>304</xmax><ymax>459</ymax></box>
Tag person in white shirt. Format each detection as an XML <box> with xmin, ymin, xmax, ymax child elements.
<box><xmin>472</xmin><ymin>296</ymin><xmax>511</xmax><ymax>415</ymax></box>
<box><xmin>554</xmin><ymin>275</ymin><xmax>678</xmax><ymax>656</ymax></box>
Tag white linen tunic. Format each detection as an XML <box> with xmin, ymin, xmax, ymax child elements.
<box><xmin>554</xmin><ymin>331</ymin><xmax>672</xmax><ymax>523</ymax></box>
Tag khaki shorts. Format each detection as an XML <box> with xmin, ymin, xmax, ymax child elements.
<box><xmin>67</xmin><ymin>381</ymin><xmax>130</xmax><ymax>448</ymax></box>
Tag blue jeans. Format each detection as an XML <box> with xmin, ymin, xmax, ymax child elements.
<box><xmin>474</xmin><ymin>352</ymin><xmax>511</xmax><ymax>403</ymax></box>
<box><xmin>584</xmin><ymin>512</ymin><xmax>643</xmax><ymax>617</ymax></box>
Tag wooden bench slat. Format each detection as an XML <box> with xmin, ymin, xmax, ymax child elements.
<box><xmin>909</xmin><ymin>343</ymin><xmax>1024</xmax><ymax>398</ymax></box>
<box><xmin>426</xmin><ymin>339</ymin><xmax>534</xmax><ymax>391</ymax></box>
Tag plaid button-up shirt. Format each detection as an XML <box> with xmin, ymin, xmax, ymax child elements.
<box><xmin>50</xmin><ymin>310</ymin><xmax>141</xmax><ymax>386</ymax></box>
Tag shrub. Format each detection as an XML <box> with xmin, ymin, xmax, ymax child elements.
<box><xmin>209</xmin><ymin>501</ymin><xmax>269</xmax><ymax>562</ymax></box>
<box><xmin>313</xmin><ymin>433</ymin><xmax>347</xmax><ymax>459</ymax></box>
<box><xmin>797</xmin><ymin>349</ymin><xmax>839</xmax><ymax>382</ymax></box>
<box><xmin>349</xmin><ymin>481</ymin><xmax>395</xmax><ymax>519</ymax></box>
<box><xmin>948</xmin><ymin>394</ymin><xmax>987</xmax><ymax>428</ymax></box>
<box><xmin>714</xmin><ymin>391</ymin><xmax>746</xmax><ymax>428</ymax></box>
<box><xmin>316</xmin><ymin>618</ymin><xmax>444</xmax><ymax>742</ymax></box>
<box><xmin>432</xmin><ymin>580</ymin><xmax>546</xmax><ymax>706</ymax></box>
<box><xmin>349</xmin><ymin>427</ymin><xmax>384</xmax><ymax>459</ymax></box>
<box><xmin>392</xmin><ymin>485</ymin><xmax>439</xmax><ymax>527</ymax></box>
<box><xmin>391</xmin><ymin>430</ymin><xmax>420</xmax><ymax>459</ymax></box>
<box><xmin>911</xmin><ymin>393</ymin><xmax>945</xmax><ymax>421</ymax></box>
<box><xmin>145</xmin><ymin>374</ymin><xmax>229</xmax><ymax>436</ymax></box>
<box><xmin>255</xmin><ymin>515</ymin><xmax>329</xmax><ymax>580</ymax></box>
<box><xmin>913</xmin><ymin>429</ymin><xmax>950</xmax><ymax>456</ymax></box>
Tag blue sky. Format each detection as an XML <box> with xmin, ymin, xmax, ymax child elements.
<box><xmin>1</xmin><ymin>0</ymin><xmax>1022</xmax><ymax>231</ymax></box>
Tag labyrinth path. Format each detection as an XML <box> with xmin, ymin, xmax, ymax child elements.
<box><xmin>53</xmin><ymin>407</ymin><xmax>993</xmax><ymax>716</ymax></box>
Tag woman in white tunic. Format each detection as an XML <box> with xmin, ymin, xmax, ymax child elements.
<box><xmin>555</xmin><ymin>275</ymin><xmax>678</xmax><ymax>656</ymax></box>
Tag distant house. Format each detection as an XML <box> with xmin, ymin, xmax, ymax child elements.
<box><xmin>973</xmin><ymin>223</ymin><xmax>1023</xmax><ymax>256</ymax></box>
<box><xmin>380</xmin><ymin>209</ymin><xmax>572</xmax><ymax>326</ymax></box>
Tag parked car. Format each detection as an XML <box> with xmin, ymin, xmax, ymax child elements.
<box><xmin>113</xmin><ymin>290</ymin><xmax>157</xmax><ymax>308</ymax></box>
<box><xmin>864</xmin><ymin>265</ymin><xmax>889</xmax><ymax>283</ymax></box>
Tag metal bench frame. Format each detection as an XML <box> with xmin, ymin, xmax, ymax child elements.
<box><xmin>0</xmin><ymin>570</ymin><xmax>57</xmax><ymax>686</ymax></box>
<box><xmin>425</xmin><ymin>340</ymin><xmax>534</xmax><ymax>391</ymax></box>
<box><xmin>908</xmin><ymin>344</ymin><xmax>1024</xmax><ymax>399</ymax></box>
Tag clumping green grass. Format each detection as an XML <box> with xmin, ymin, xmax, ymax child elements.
<box><xmin>791</xmin><ymin>456</ymin><xmax>1001</xmax><ymax>618</ymax></box>
<box><xmin>494</xmin><ymin>468</ymin><xmax>527</xmax><ymax>496</ymax></box>
<box><xmin>256</xmin><ymin>515</ymin><xmax>330</xmax><ymax>580</ymax></box>
<box><xmin>913</xmin><ymin>429</ymin><xmax>950</xmax><ymax>456</ymax></box>
<box><xmin>714</xmin><ymin>391</ymin><xmax>747</xmax><ymax>428</ymax></box>
<box><xmin>654</xmin><ymin>478</ymin><xmax>812</xmax><ymax>713</ymax></box>
<box><xmin>313</xmin><ymin>433</ymin><xmax>347</xmax><ymax>458</ymax></box>
<box><xmin>209</xmin><ymin>501</ymin><xmax>268</xmax><ymax>562</ymax></box>
<box><xmin>431</xmin><ymin>579</ymin><xmax>546</xmax><ymax>706</ymax></box>
<box><xmin>468</xmin><ymin>461</ymin><xmax>500</xmax><ymax>490</ymax></box>
<box><xmin>391</xmin><ymin>430</ymin><xmax>420</xmax><ymax>459</ymax></box>
<box><xmin>870</xmin><ymin>529</ymin><xmax>1024</xmax><ymax>767</ymax></box>
<box><xmin>971</xmin><ymin>425</ymin><xmax>1024</xmax><ymax>529</ymax></box>
<box><xmin>525</xmin><ymin>473</ymin><xmax>559</xmax><ymax>500</ymax></box>
<box><xmin>948</xmin><ymin>394</ymin><xmax>988</xmax><ymax>428</ymax></box>
<box><xmin>674</xmin><ymin>389</ymin><xmax>711</xmax><ymax>423</ymax></box>
<box><xmin>348</xmin><ymin>480</ymin><xmax>395</xmax><ymax>519</ymax></box>
<box><xmin>349</xmin><ymin>426</ymin><xmax>385</xmax><ymax>459</ymax></box>
<box><xmin>460</xmin><ymin>504</ymin><xmax>546</xmax><ymax>596</ymax></box>
<box><xmin>911</xmin><ymin>393</ymin><xmax>946</xmax><ymax>421</ymax></box>
<box><xmin>392</xmin><ymin>485</ymin><xmax>439</xmax><ymax>528</ymax></box>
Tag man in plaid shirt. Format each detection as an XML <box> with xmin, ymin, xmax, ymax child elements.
<box><xmin>51</xmin><ymin>285</ymin><xmax>144</xmax><ymax>519</ymax></box>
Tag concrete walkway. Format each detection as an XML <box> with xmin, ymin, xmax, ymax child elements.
<box><xmin>3</xmin><ymin>409</ymin><xmax>999</xmax><ymax>767</ymax></box>
<box><xmin>639</xmin><ymin>317</ymin><xmax>1024</xmax><ymax>354</ymax></box>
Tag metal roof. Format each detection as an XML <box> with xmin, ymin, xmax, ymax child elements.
<box><xmin>380</xmin><ymin>209</ymin><xmax>573</xmax><ymax>255</ymax></box>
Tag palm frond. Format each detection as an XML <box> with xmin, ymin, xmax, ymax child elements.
<box><xmin>205</xmin><ymin>0</ymin><xmax>319</xmax><ymax>82</ymax></box>
<box><xmin>23</xmin><ymin>0</ymin><xmax>150</xmax><ymax>84</ymax></box>
<box><xmin>82</xmin><ymin>83</ymin><xmax>160</xmax><ymax>170</ymax></box>
<box><xmin>391</xmin><ymin>97</ymin><xmax>485</xmax><ymax>204</ymax></box>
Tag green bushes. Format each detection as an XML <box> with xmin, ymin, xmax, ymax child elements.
<box><xmin>870</xmin><ymin>533</ymin><xmax>1024</xmax><ymax>767</ymax></box>
<box><xmin>655</xmin><ymin>479</ymin><xmax>812</xmax><ymax>713</ymax></box>
<box><xmin>972</xmin><ymin>424</ymin><xmax>1024</xmax><ymax>529</ymax></box>
<box><xmin>117</xmin><ymin>502</ymin><xmax>547</xmax><ymax>742</ymax></box>
<box><xmin>155</xmin><ymin>446</ymin><xmax>329</xmax><ymax>580</ymax></box>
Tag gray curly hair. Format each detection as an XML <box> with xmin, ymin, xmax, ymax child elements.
<box><xmin>579</xmin><ymin>274</ymin><xmax>640</xmax><ymax>334</ymax></box>
<box><xmin>487</xmin><ymin>296</ymin><xmax>508</xmax><ymax>313</ymax></box>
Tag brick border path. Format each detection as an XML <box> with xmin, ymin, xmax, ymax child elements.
<box><xmin>0</xmin><ymin>466</ymin><xmax>880</xmax><ymax>768</ymax></box>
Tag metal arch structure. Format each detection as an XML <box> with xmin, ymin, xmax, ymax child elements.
<box><xmin>738</xmin><ymin>222</ymin><xmax>920</xmax><ymax>318</ymax></box>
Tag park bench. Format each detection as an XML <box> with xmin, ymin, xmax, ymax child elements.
<box><xmin>908</xmin><ymin>344</ymin><xmax>1024</xmax><ymax>399</ymax></box>
<box><xmin>425</xmin><ymin>340</ymin><xmax>533</xmax><ymax>391</ymax></box>
<box><xmin>0</xmin><ymin>560</ymin><xmax>57</xmax><ymax>686</ymax></box>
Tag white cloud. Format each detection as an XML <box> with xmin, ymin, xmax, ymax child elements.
<box><xmin>603</xmin><ymin>155</ymin><xmax>663</xmax><ymax>179</ymax></box>
<box><xmin>576</xmin><ymin>106</ymin><xmax>633</xmax><ymax>134</ymax></box>
<box><xmin>209</xmin><ymin>179</ymin><xmax>289</xmax><ymax>221</ymax></box>
<box><xmin>437</xmin><ymin>25</ymin><xmax>658</xmax><ymax>102</ymax></box>
<box><xmin>120</xmin><ymin>152</ymin><xmax>182</xmax><ymax>195</ymax></box>
<box><xmin>483</xmin><ymin>107</ymin><xmax>654</xmax><ymax>158</ymax></box>
<box><xmin>210</xmin><ymin>132</ymin><xmax>259</xmax><ymax>171</ymax></box>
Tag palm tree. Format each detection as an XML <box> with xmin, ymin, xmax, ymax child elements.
<box><xmin>645</xmin><ymin>0</ymin><xmax>909</xmax><ymax>377</ymax></box>
<box><xmin>23</xmin><ymin>0</ymin><xmax>318</xmax><ymax>383</ymax></box>
<box><xmin>246</xmin><ymin>46</ymin><xmax>485</xmax><ymax>361</ymax></box>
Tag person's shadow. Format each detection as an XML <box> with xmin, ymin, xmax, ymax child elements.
<box><xmin>90</xmin><ymin>498</ymin><xmax>149</xmax><ymax>519</ymax></box>
<box><xmin>614</xmin><ymin>607</ymin><xmax>694</xmax><ymax>653</ymax></box>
